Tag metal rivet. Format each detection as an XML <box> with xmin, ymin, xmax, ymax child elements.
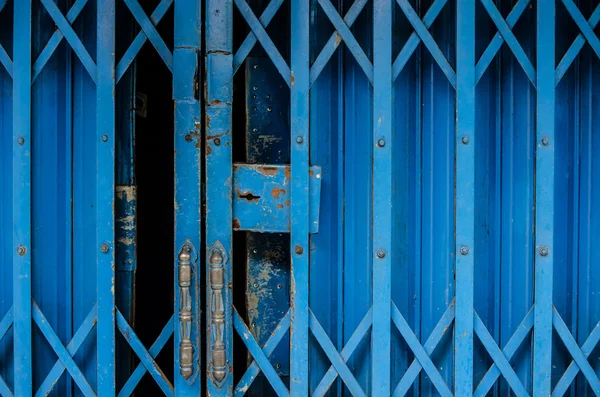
<box><xmin>539</xmin><ymin>246</ymin><xmax>549</xmax><ymax>256</ymax></box>
<box><xmin>253</xmin><ymin>64</ymin><xmax>259</xmax><ymax>69</ymax></box>
<box><xmin>296</xmin><ymin>136</ymin><xmax>304</xmax><ymax>144</ymax></box>
<box><xmin>17</xmin><ymin>245</ymin><xmax>26</xmax><ymax>256</ymax></box>
<box><xmin>277</xmin><ymin>284</ymin><xmax>282</xmax><ymax>289</ymax></box>
<box><xmin>101</xmin><ymin>134</ymin><xmax>109</xmax><ymax>142</ymax></box>
<box><xmin>460</xmin><ymin>245</ymin><xmax>469</xmax><ymax>255</ymax></box>
<box><xmin>17</xmin><ymin>136</ymin><xmax>25</xmax><ymax>145</ymax></box>
<box><xmin>376</xmin><ymin>248</ymin><xmax>386</xmax><ymax>258</ymax></box>
<box><xmin>295</xmin><ymin>245</ymin><xmax>304</xmax><ymax>255</ymax></box>
<box><xmin>253</xmin><ymin>86</ymin><xmax>258</xmax><ymax>91</ymax></box>
<box><xmin>252</xmin><ymin>323</ymin><xmax>256</xmax><ymax>327</ymax></box>
<box><xmin>377</xmin><ymin>138</ymin><xmax>386</xmax><ymax>147</ymax></box>
<box><xmin>276</xmin><ymin>363</ymin><xmax>281</xmax><ymax>369</ymax></box>
<box><xmin>541</xmin><ymin>136</ymin><xmax>550</xmax><ymax>146</ymax></box>
<box><xmin>100</xmin><ymin>243</ymin><xmax>109</xmax><ymax>253</ymax></box>
<box><xmin>214</xmin><ymin>138</ymin><xmax>221</xmax><ymax>146</ymax></box>
<box><xmin>461</xmin><ymin>135</ymin><xmax>469</xmax><ymax>145</ymax></box>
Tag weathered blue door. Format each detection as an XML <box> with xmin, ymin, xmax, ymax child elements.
<box><xmin>2</xmin><ymin>0</ymin><xmax>600</xmax><ymax>396</ymax></box>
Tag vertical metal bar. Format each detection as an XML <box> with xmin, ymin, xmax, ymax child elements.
<box><xmin>371</xmin><ymin>0</ymin><xmax>392</xmax><ymax>393</ymax></box>
<box><xmin>205</xmin><ymin>0</ymin><xmax>233</xmax><ymax>393</ymax></box>
<box><xmin>533</xmin><ymin>0</ymin><xmax>555</xmax><ymax>394</ymax></box>
<box><xmin>97</xmin><ymin>0</ymin><xmax>116</xmax><ymax>394</ymax></box>
<box><xmin>174</xmin><ymin>0</ymin><xmax>202</xmax><ymax>394</ymax></box>
<box><xmin>13</xmin><ymin>1</ymin><xmax>33</xmax><ymax>395</ymax></box>
<box><xmin>455</xmin><ymin>0</ymin><xmax>475</xmax><ymax>396</ymax></box>
<box><xmin>290</xmin><ymin>0</ymin><xmax>310</xmax><ymax>393</ymax></box>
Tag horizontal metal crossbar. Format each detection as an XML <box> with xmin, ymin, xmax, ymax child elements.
<box><xmin>396</xmin><ymin>0</ymin><xmax>456</xmax><ymax>88</ymax></box>
<box><xmin>32</xmin><ymin>303</ymin><xmax>96</xmax><ymax>397</ymax></box>
<box><xmin>123</xmin><ymin>0</ymin><xmax>173</xmax><ymax>73</ymax></box>
<box><xmin>235</xmin><ymin>310</ymin><xmax>291</xmax><ymax>396</ymax></box>
<box><xmin>116</xmin><ymin>310</ymin><xmax>174</xmax><ymax>397</ymax></box>
<box><xmin>313</xmin><ymin>308</ymin><xmax>372</xmax><ymax>396</ymax></box>
<box><xmin>479</xmin><ymin>0</ymin><xmax>536</xmax><ymax>87</ymax></box>
<box><xmin>233</xmin><ymin>308</ymin><xmax>290</xmax><ymax>397</ymax></box>
<box><xmin>118</xmin><ymin>315</ymin><xmax>174</xmax><ymax>397</ymax></box>
<box><xmin>392</xmin><ymin>0</ymin><xmax>446</xmax><ymax>81</ymax></box>
<box><xmin>234</xmin><ymin>0</ymin><xmax>291</xmax><ymax>87</ymax></box>
<box><xmin>555</xmin><ymin>3</ymin><xmax>600</xmax><ymax>86</ymax></box>
<box><xmin>392</xmin><ymin>301</ymin><xmax>453</xmax><ymax>397</ymax></box>
<box><xmin>552</xmin><ymin>307</ymin><xmax>600</xmax><ymax>395</ymax></box>
<box><xmin>473</xmin><ymin>312</ymin><xmax>528</xmax><ymax>396</ymax></box>
<box><xmin>474</xmin><ymin>307</ymin><xmax>534</xmax><ymax>397</ymax></box>
<box><xmin>117</xmin><ymin>0</ymin><xmax>173</xmax><ymax>82</ymax></box>
<box><xmin>392</xmin><ymin>300</ymin><xmax>455</xmax><ymax>397</ymax></box>
<box><xmin>33</xmin><ymin>0</ymin><xmax>88</xmax><ymax>82</ymax></box>
<box><xmin>35</xmin><ymin>305</ymin><xmax>97</xmax><ymax>397</ymax></box>
<box><xmin>39</xmin><ymin>0</ymin><xmax>97</xmax><ymax>81</ymax></box>
<box><xmin>309</xmin><ymin>310</ymin><xmax>366</xmax><ymax>397</ymax></box>
<box><xmin>233</xmin><ymin>0</ymin><xmax>284</xmax><ymax>75</ymax></box>
<box><xmin>475</xmin><ymin>0</ymin><xmax>531</xmax><ymax>84</ymax></box>
<box><xmin>310</xmin><ymin>0</ymin><xmax>368</xmax><ymax>86</ymax></box>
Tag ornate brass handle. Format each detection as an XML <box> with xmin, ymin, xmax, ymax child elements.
<box><xmin>178</xmin><ymin>244</ymin><xmax>194</xmax><ymax>380</ymax></box>
<box><xmin>209</xmin><ymin>241</ymin><xmax>227</xmax><ymax>383</ymax></box>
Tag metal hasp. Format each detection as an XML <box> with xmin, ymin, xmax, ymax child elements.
<box><xmin>208</xmin><ymin>241</ymin><xmax>228</xmax><ymax>383</ymax></box>
<box><xmin>177</xmin><ymin>244</ymin><xmax>194</xmax><ymax>380</ymax></box>
<box><xmin>232</xmin><ymin>164</ymin><xmax>322</xmax><ymax>233</ymax></box>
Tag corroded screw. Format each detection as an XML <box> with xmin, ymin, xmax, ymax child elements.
<box><xmin>295</xmin><ymin>245</ymin><xmax>304</xmax><ymax>255</ymax></box>
<box><xmin>462</xmin><ymin>135</ymin><xmax>470</xmax><ymax>145</ymax></box>
<box><xmin>17</xmin><ymin>245</ymin><xmax>26</xmax><ymax>256</ymax></box>
<box><xmin>460</xmin><ymin>245</ymin><xmax>469</xmax><ymax>255</ymax></box>
<box><xmin>539</xmin><ymin>246</ymin><xmax>549</xmax><ymax>256</ymax></box>
<box><xmin>17</xmin><ymin>136</ymin><xmax>25</xmax><ymax>146</ymax></box>
<box><xmin>214</xmin><ymin>138</ymin><xmax>221</xmax><ymax>146</ymax></box>
<box><xmin>376</xmin><ymin>248</ymin><xmax>386</xmax><ymax>258</ymax></box>
<box><xmin>100</xmin><ymin>243</ymin><xmax>109</xmax><ymax>253</ymax></box>
<box><xmin>541</xmin><ymin>136</ymin><xmax>550</xmax><ymax>146</ymax></box>
<box><xmin>377</xmin><ymin>138</ymin><xmax>386</xmax><ymax>147</ymax></box>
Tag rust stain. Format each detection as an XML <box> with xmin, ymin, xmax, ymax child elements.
<box><xmin>284</xmin><ymin>200</ymin><xmax>291</xmax><ymax>207</ymax></box>
<box><xmin>335</xmin><ymin>33</ymin><xmax>342</xmax><ymax>46</ymax></box>
<box><xmin>277</xmin><ymin>204</ymin><xmax>284</xmax><ymax>209</ymax></box>
<box><xmin>309</xmin><ymin>169</ymin><xmax>314</xmax><ymax>176</ymax></box>
<box><xmin>211</xmin><ymin>99</ymin><xmax>223</xmax><ymax>105</ymax></box>
<box><xmin>206</xmin><ymin>145</ymin><xmax>212</xmax><ymax>156</ymax></box>
<box><xmin>290</xmin><ymin>72</ymin><xmax>295</xmax><ymax>86</ymax></box>
<box><xmin>284</xmin><ymin>166</ymin><xmax>291</xmax><ymax>180</ymax></box>
<box><xmin>258</xmin><ymin>166</ymin><xmax>279</xmax><ymax>176</ymax></box>
<box><xmin>271</xmin><ymin>187</ymin><xmax>286</xmax><ymax>199</ymax></box>
<box><xmin>232</xmin><ymin>218</ymin><xmax>241</xmax><ymax>229</ymax></box>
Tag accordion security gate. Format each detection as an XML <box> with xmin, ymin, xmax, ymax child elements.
<box><xmin>1</xmin><ymin>0</ymin><xmax>600</xmax><ymax>396</ymax></box>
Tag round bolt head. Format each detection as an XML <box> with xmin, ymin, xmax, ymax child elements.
<box><xmin>376</xmin><ymin>248</ymin><xmax>386</xmax><ymax>258</ymax></box>
<box><xmin>100</xmin><ymin>243</ymin><xmax>109</xmax><ymax>253</ymax></box>
<box><xmin>541</xmin><ymin>136</ymin><xmax>550</xmax><ymax>146</ymax></box>
<box><xmin>214</xmin><ymin>138</ymin><xmax>221</xmax><ymax>146</ymax></box>
<box><xmin>17</xmin><ymin>136</ymin><xmax>25</xmax><ymax>145</ymax></box>
<box><xmin>377</xmin><ymin>138</ymin><xmax>386</xmax><ymax>147</ymax></box>
<box><xmin>539</xmin><ymin>246</ymin><xmax>549</xmax><ymax>256</ymax></box>
<box><xmin>462</xmin><ymin>135</ymin><xmax>470</xmax><ymax>145</ymax></box>
<box><xmin>17</xmin><ymin>245</ymin><xmax>26</xmax><ymax>256</ymax></box>
<box><xmin>460</xmin><ymin>245</ymin><xmax>469</xmax><ymax>255</ymax></box>
<box><xmin>294</xmin><ymin>245</ymin><xmax>304</xmax><ymax>255</ymax></box>
<box><xmin>296</xmin><ymin>136</ymin><xmax>304</xmax><ymax>144</ymax></box>
<box><xmin>101</xmin><ymin>134</ymin><xmax>109</xmax><ymax>142</ymax></box>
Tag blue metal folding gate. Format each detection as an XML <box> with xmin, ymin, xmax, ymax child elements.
<box><xmin>2</xmin><ymin>0</ymin><xmax>600</xmax><ymax>396</ymax></box>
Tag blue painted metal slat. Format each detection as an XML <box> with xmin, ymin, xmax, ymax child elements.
<box><xmin>533</xmin><ymin>1</ymin><xmax>555</xmax><ymax>395</ymax></box>
<box><xmin>455</xmin><ymin>0</ymin><xmax>475</xmax><ymax>395</ymax></box>
<box><xmin>96</xmin><ymin>0</ymin><xmax>116</xmax><ymax>394</ymax></box>
<box><xmin>12</xmin><ymin>1</ymin><xmax>33</xmax><ymax>395</ymax></box>
<box><xmin>371</xmin><ymin>0</ymin><xmax>392</xmax><ymax>394</ymax></box>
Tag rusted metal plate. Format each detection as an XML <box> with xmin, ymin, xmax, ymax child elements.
<box><xmin>232</xmin><ymin>164</ymin><xmax>321</xmax><ymax>234</ymax></box>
